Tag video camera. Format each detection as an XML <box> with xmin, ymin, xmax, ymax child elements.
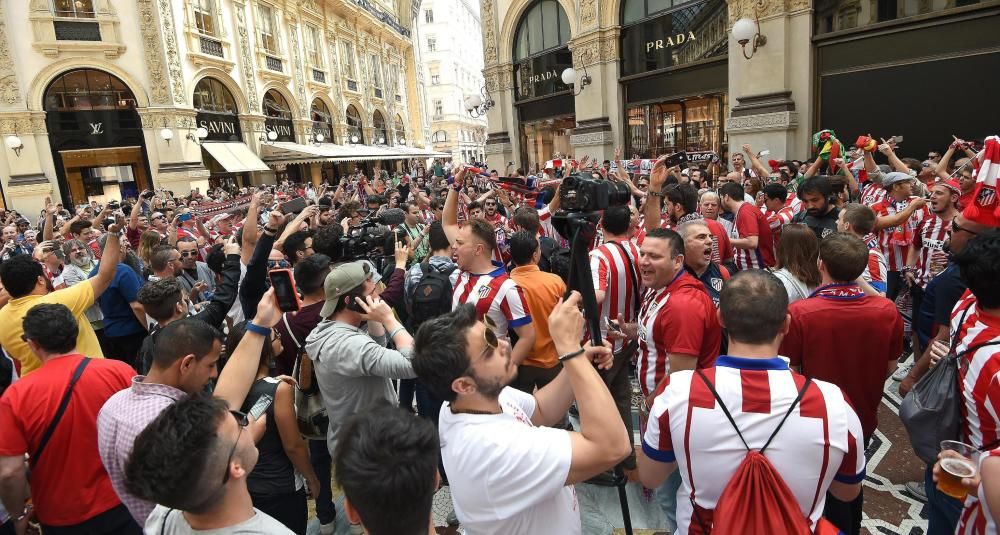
<box><xmin>338</xmin><ymin>209</ymin><xmax>405</xmax><ymax>269</ymax></box>
<box><xmin>558</xmin><ymin>172</ymin><xmax>632</xmax><ymax>213</ymax></box>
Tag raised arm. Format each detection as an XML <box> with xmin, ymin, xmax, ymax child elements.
<box><xmin>879</xmin><ymin>139</ymin><xmax>910</xmax><ymax>173</ymax></box>
<box><xmin>874</xmin><ymin>198</ymin><xmax>926</xmax><ymax>231</ymax></box>
<box><xmin>88</xmin><ymin>224</ymin><xmax>123</xmax><ymax>298</ymax></box>
<box><xmin>743</xmin><ymin>144</ymin><xmax>772</xmax><ymax>179</ymax></box>
<box><xmin>128</xmin><ymin>192</ymin><xmax>144</xmax><ymax>233</ymax></box>
<box><xmin>241</xmin><ymin>192</ymin><xmax>263</xmax><ymax>264</ymax></box>
<box><xmin>215</xmin><ymin>288</ymin><xmax>282</xmax><ymax>408</ymax></box>
<box><xmin>644</xmin><ymin>156</ymin><xmax>669</xmax><ymax>233</ymax></box>
<box><xmin>42</xmin><ymin>197</ymin><xmax>56</xmax><ymax>242</ymax></box>
<box><xmin>443</xmin><ymin>165</ymin><xmax>467</xmax><ymax>243</ymax></box>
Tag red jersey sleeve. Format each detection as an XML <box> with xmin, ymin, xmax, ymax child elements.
<box><xmin>0</xmin><ymin>393</ymin><xmax>28</xmax><ymax>456</ymax></box>
<box><xmin>735</xmin><ymin>204</ymin><xmax>760</xmax><ymax>238</ymax></box>
<box><xmin>657</xmin><ymin>293</ymin><xmax>708</xmax><ymax>357</ymax></box>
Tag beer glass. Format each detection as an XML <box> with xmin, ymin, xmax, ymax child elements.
<box><xmin>937</xmin><ymin>440</ymin><xmax>978</xmax><ymax>499</ymax></box>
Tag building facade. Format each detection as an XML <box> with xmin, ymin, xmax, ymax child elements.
<box><xmin>417</xmin><ymin>0</ymin><xmax>487</xmax><ymax>165</ymax></box>
<box><xmin>482</xmin><ymin>0</ymin><xmax>1000</xmax><ymax>174</ymax></box>
<box><xmin>0</xmin><ymin>0</ymin><xmax>432</xmax><ymax>215</ymax></box>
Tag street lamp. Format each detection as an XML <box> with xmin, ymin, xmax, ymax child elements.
<box><xmin>187</xmin><ymin>127</ymin><xmax>209</xmax><ymax>145</ymax></box>
<box><xmin>465</xmin><ymin>86</ymin><xmax>494</xmax><ymax>118</ymax></box>
<box><xmin>561</xmin><ymin>67</ymin><xmax>592</xmax><ymax>96</ymax></box>
<box><xmin>5</xmin><ymin>135</ymin><xmax>23</xmax><ymax>157</ymax></box>
<box><xmin>160</xmin><ymin>127</ymin><xmax>174</xmax><ymax>145</ymax></box>
<box><xmin>732</xmin><ymin>6</ymin><xmax>767</xmax><ymax>60</ymax></box>
<box><xmin>350</xmin><ymin>135</ymin><xmax>360</xmax><ymax>144</ymax></box>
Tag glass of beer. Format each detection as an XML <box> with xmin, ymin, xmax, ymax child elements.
<box><xmin>937</xmin><ymin>440</ymin><xmax>978</xmax><ymax>499</ymax></box>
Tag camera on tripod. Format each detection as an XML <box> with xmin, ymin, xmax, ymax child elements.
<box><xmin>558</xmin><ymin>172</ymin><xmax>632</xmax><ymax>212</ymax></box>
<box><xmin>340</xmin><ymin>219</ymin><xmax>390</xmax><ymax>261</ymax></box>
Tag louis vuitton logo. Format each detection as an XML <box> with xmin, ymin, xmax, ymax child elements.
<box><xmin>89</xmin><ymin>123</ymin><xmax>104</xmax><ymax>135</ymax></box>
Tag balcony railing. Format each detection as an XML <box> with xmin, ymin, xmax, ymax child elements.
<box><xmin>200</xmin><ymin>36</ymin><xmax>224</xmax><ymax>57</ymax></box>
<box><xmin>347</xmin><ymin>79</ymin><xmax>358</xmax><ymax>91</ymax></box>
<box><xmin>312</xmin><ymin>69</ymin><xmax>326</xmax><ymax>83</ymax></box>
<box><xmin>374</xmin><ymin>88</ymin><xmax>383</xmax><ymax>99</ymax></box>
<box><xmin>351</xmin><ymin>0</ymin><xmax>410</xmax><ymax>37</ymax></box>
<box><xmin>265</xmin><ymin>55</ymin><xmax>283</xmax><ymax>72</ymax></box>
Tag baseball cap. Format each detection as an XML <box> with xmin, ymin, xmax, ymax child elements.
<box><xmin>882</xmin><ymin>172</ymin><xmax>914</xmax><ymax>190</ymax></box>
<box><xmin>936</xmin><ymin>178</ymin><xmax>962</xmax><ymax>194</ymax></box>
<box><xmin>209</xmin><ymin>213</ymin><xmax>234</xmax><ymax>225</ymax></box>
<box><xmin>320</xmin><ymin>261</ymin><xmax>370</xmax><ymax>317</ymax></box>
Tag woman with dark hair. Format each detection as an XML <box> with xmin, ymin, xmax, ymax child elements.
<box><xmin>229</xmin><ymin>321</ymin><xmax>320</xmax><ymax>534</ymax></box>
<box><xmin>771</xmin><ymin>223</ymin><xmax>821</xmax><ymax>303</ymax></box>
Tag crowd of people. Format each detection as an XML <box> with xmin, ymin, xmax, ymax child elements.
<box><xmin>0</xmin><ymin>134</ymin><xmax>997</xmax><ymax>535</ymax></box>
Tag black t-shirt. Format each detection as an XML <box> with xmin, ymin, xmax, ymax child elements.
<box><xmin>916</xmin><ymin>263</ymin><xmax>966</xmax><ymax>348</ymax></box>
<box><xmin>791</xmin><ymin>206</ymin><xmax>841</xmax><ymax>239</ymax></box>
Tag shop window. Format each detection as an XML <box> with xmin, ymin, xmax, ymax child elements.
<box><xmin>193</xmin><ymin>77</ymin><xmax>238</xmax><ymax>114</ymax></box>
<box><xmin>624</xmin><ymin>94</ymin><xmax>726</xmax><ymax>159</ymax></box>
<box><xmin>432</xmin><ymin>130</ymin><xmax>448</xmax><ymax>142</ymax></box>
<box><xmin>346</xmin><ymin>105</ymin><xmax>364</xmax><ymax>143</ymax></box>
<box><xmin>311</xmin><ymin>98</ymin><xmax>334</xmax><ymax>143</ymax></box>
<box><xmin>513</xmin><ymin>0</ymin><xmax>570</xmax><ymax>61</ymax></box>
<box><xmin>263</xmin><ymin>89</ymin><xmax>292</xmax><ymax>119</ymax></box>
<box><xmin>52</xmin><ymin>0</ymin><xmax>95</xmax><ymax>18</ymax></box>
<box><xmin>519</xmin><ymin>116</ymin><xmax>575</xmax><ymax>173</ymax></box>
<box><xmin>373</xmin><ymin>111</ymin><xmax>389</xmax><ymax>144</ymax></box>
<box><xmin>44</xmin><ymin>68</ymin><xmax>137</xmax><ymax>112</ymax></box>
<box><xmin>814</xmin><ymin>0</ymin><xmax>982</xmax><ymax>34</ymax></box>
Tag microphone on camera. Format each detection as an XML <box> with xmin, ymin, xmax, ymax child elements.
<box><xmin>371</xmin><ymin>208</ymin><xmax>406</xmax><ymax>226</ymax></box>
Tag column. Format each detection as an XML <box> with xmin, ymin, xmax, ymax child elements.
<box><xmin>567</xmin><ymin>28</ymin><xmax>618</xmax><ymax>162</ymax></box>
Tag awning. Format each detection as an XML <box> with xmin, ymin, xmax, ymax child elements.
<box><xmin>260</xmin><ymin>142</ymin><xmax>451</xmax><ymax>164</ymax></box>
<box><xmin>201</xmin><ymin>142</ymin><xmax>270</xmax><ymax>173</ymax></box>
<box><xmin>261</xmin><ymin>142</ymin><xmax>339</xmax><ymax>165</ymax></box>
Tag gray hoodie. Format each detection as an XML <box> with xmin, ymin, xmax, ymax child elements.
<box><xmin>305</xmin><ymin>319</ymin><xmax>416</xmax><ymax>454</ymax></box>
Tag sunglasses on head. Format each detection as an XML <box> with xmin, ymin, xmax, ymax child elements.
<box><xmin>221</xmin><ymin>410</ymin><xmax>248</xmax><ymax>484</ymax></box>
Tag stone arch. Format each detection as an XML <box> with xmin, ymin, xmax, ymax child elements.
<box><xmin>28</xmin><ymin>58</ymin><xmax>151</xmax><ymax>111</ymax></box>
<box><xmin>499</xmin><ymin>0</ymin><xmax>578</xmax><ymax>66</ymax></box>
<box><xmin>258</xmin><ymin>82</ymin><xmax>298</xmax><ymax>119</ymax></box>
<box><xmin>309</xmin><ymin>91</ymin><xmax>339</xmax><ymax>121</ymax></box>
<box><xmin>602</xmin><ymin>0</ymin><xmax>624</xmax><ymax>28</ymax></box>
<box><xmin>189</xmin><ymin>68</ymin><xmax>249</xmax><ymax>114</ymax></box>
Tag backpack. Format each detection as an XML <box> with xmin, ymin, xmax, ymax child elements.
<box><xmin>691</xmin><ymin>369</ymin><xmax>839</xmax><ymax>535</ymax></box>
<box><xmin>900</xmin><ymin>302</ymin><xmax>1000</xmax><ymax>463</ymax></box>
<box><xmin>283</xmin><ymin>314</ymin><xmax>328</xmax><ymax>440</ymax></box>
<box><xmin>407</xmin><ymin>262</ymin><xmax>457</xmax><ymax>331</ymax></box>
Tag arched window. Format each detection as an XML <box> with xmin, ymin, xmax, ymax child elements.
<box><xmin>393</xmin><ymin>114</ymin><xmax>405</xmax><ymax>144</ymax></box>
<box><xmin>263</xmin><ymin>90</ymin><xmax>292</xmax><ymax>120</ymax></box>
<box><xmin>310</xmin><ymin>98</ymin><xmax>334</xmax><ymax>143</ymax></box>
<box><xmin>346</xmin><ymin>105</ymin><xmax>364</xmax><ymax>143</ymax></box>
<box><xmin>193</xmin><ymin>77</ymin><xmax>238</xmax><ymax>114</ymax></box>
<box><xmin>372</xmin><ymin>110</ymin><xmax>389</xmax><ymax>145</ymax></box>
<box><xmin>44</xmin><ymin>69</ymin><xmax>137</xmax><ymax>112</ymax></box>
<box><xmin>431</xmin><ymin>130</ymin><xmax>448</xmax><ymax>143</ymax></box>
<box><xmin>513</xmin><ymin>0</ymin><xmax>570</xmax><ymax>61</ymax></box>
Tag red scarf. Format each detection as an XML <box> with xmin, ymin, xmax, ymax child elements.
<box><xmin>811</xmin><ymin>283</ymin><xmax>865</xmax><ymax>300</ymax></box>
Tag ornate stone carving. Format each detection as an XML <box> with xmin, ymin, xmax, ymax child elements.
<box><xmin>156</xmin><ymin>0</ymin><xmax>186</xmax><ymax>104</ymax></box>
<box><xmin>0</xmin><ymin>113</ymin><xmax>48</xmax><ymax>135</ymax></box>
<box><xmin>234</xmin><ymin>2</ymin><xmax>260</xmax><ymax>112</ymax></box>
<box><xmin>288</xmin><ymin>23</ymin><xmax>309</xmax><ymax>118</ymax></box>
<box><xmin>0</xmin><ymin>2</ymin><xmax>22</xmax><ymax>106</ymax></box>
<box><xmin>728</xmin><ymin>0</ymin><xmax>808</xmax><ymax>23</ymax></box>
<box><xmin>572</xmin><ymin>40</ymin><xmax>600</xmax><ymax>68</ymax></box>
<box><xmin>570</xmin><ymin>131</ymin><xmax>614</xmax><ymax>147</ymax></box>
<box><xmin>581</xmin><ymin>0</ymin><xmax>597</xmax><ymax>28</ymax></box>
<box><xmin>136</xmin><ymin>0</ymin><xmax>171</xmax><ymax>105</ymax></box>
<box><xmin>725</xmin><ymin>111</ymin><xmax>799</xmax><ymax>133</ymax></box>
<box><xmin>480</xmin><ymin>0</ymin><xmax>497</xmax><ymax>66</ymax></box>
<box><xmin>600</xmin><ymin>35</ymin><xmax>618</xmax><ymax>61</ymax></box>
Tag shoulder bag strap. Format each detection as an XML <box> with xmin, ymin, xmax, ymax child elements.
<box><xmin>695</xmin><ymin>369</ymin><xmax>750</xmax><ymax>451</ymax></box>
<box><xmin>760</xmin><ymin>377</ymin><xmax>812</xmax><ymax>453</ymax></box>
<box><xmin>282</xmin><ymin>312</ymin><xmax>302</xmax><ymax>350</ymax></box>
<box><xmin>32</xmin><ymin>357</ymin><xmax>90</xmax><ymax>465</ymax></box>
<box><xmin>610</xmin><ymin>241</ymin><xmax>642</xmax><ymax>312</ymax></box>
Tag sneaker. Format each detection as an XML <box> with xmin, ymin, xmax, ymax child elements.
<box><xmin>904</xmin><ymin>480</ymin><xmax>928</xmax><ymax>502</ymax></box>
<box><xmin>319</xmin><ymin>523</ymin><xmax>335</xmax><ymax>535</ymax></box>
<box><xmin>892</xmin><ymin>363</ymin><xmax>913</xmax><ymax>382</ymax></box>
<box><xmin>349</xmin><ymin>523</ymin><xmax>365</xmax><ymax>535</ymax></box>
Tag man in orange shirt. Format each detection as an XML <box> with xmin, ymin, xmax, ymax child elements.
<box><xmin>508</xmin><ymin>231</ymin><xmax>566</xmax><ymax>394</ymax></box>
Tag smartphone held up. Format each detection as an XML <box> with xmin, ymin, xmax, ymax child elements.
<box><xmin>269</xmin><ymin>268</ymin><xmax>301</xmax><ymax>312</ymax></box>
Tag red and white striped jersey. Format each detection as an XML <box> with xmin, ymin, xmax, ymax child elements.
<box><xmin>956</xmin><ymin>447</ymin><xmax>1000</xmax><ymax>535</ymax></box>
<box><xmin>642</xmin><ymin>358</ymin><xmax>866</xmax><ymax>535</ymax></box>
<box><xmin>729</xmin><ymin>202</ymin><xmax>776</xmax><ymax>271</ymax></box>
<box><xmin>913</xmin><ymin>213</ymin><xmax>952</xmax><ymax>288</ymax></box>
<box><xmin>589</xmin><ymin>240</ymin><xmax>641</xmax><ymax>351</ymax></box>
<box><xmin>859</xmin><ymin>182</ymin><xmax>888</xmax><ymax>207</ymax></box>
<box><xmin>863</xmin><ymin>247</ymin><xmax>888</xmax><ymax>292</ymax></box>
<box><xmin>953</xmin><ymin>293</ymin><xmax>1000</xmax><ymax>450</ymax></box>
<box><xmin>537</xmin><ymin>206</ymin><xmax>566</xmax><ymax>245</ymax></box>
<box><xmin>451</xmin><ymin>266</ymin><xmax>531</xmax><ymax>337</ymax></box>
<box><xmin>870</xmin><ymin>196</ymin><xmax>929</xmax><ymax>272</ymax></box>
<box><xmin>764</xmin><ymin>205</ymin><xmax>797</xmax><ymax>232</ymax></box>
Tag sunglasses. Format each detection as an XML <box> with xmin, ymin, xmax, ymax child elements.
<box><xmin>180</xmin><ymin>250</ymin><xmax>198</xmax><ymax>257</ymax></box>
<box><xmin>952</xmin><ymin>219</ymin><xmax>978</xmax><ymax>236</ymax></box>
<box><xmin>221</xmin><ymin>410</ymin><xmax>248</xmax><ymax>484</ymax></box>
<box><xmin>480</xmin><ymin>315</ymin><xmax>499</xmax><ymax>358</ymax></box>
<box><xmin>267</xmin><ymin>259</ymin><xmax>291</xmax><ymax>269</ymax></box>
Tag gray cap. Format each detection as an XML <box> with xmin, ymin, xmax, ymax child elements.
<box><xmin>320</xmin><ymin>261</ymin><xmax>370</xmax><ymax>317</ymax></box>
<box><xmin>882</xmin><ymin>171</ymin><xmax>914</xmax><ymax>190</ymax></box>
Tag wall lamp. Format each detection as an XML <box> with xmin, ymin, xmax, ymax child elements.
<box><xmin>465</xmin><ymin>85</ymin><xmax>494</xmax><ymax>118</ymax></box>
<box><xmin>5</xmin><ymin>135</ymin><xmax>23</xmax><ymax>157</ymax></box>
<box><xmin>259</xmin><ymin>129</ymin><xmax>279</xmax><ymax>145</ymax></box>
<box><xmin>159</xmin><ymin>119</ymin><xmax>174</xmax><ymax>146</ymax></box>
<box><xmin>561</xmin><ymin>66</ymin><xmax>591</xmax><ymax>96</ymax></box>
<box><xmin>732</xmin><ymin>3</ymin><xmax>767</xmax><ymax>60</ymax></box>
<box><xmin>187</xmin><ymin>127</ymin><xmax>209</xmax><ymax>145</ymax></box>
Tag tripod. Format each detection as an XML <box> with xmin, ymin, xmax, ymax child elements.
<box><xmin>554</xmin><ymin>211</ymin><xmax>634</xmax><ymax>535</ymax></box>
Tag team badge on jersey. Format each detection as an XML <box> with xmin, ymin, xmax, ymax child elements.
<box><xmin>478</xmin><ymin>285</ymin><xmax>493</xmax><ymax>299</ymax></box>
<box><xmin>710</xmin><ymin>278</ymin><xmax>724</xmax><ymax>292</ymax></box>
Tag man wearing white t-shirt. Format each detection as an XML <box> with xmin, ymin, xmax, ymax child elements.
<box><xmin>412</xmin><ymin>294</ymin><xmax>630</xmax><ymax>535</ymax></box>
<box><xmin>638</xmin><ymin>270</ymin><xmax>866</xmax><ymax>534</ymax></box>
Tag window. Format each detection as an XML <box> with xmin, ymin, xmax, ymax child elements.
<box><xmin>513</xmin><ymin>0</ymin><xmax>570</xmax><ymax>60</ymax></box>
<box><xmin>52</xmin><ymin>0</ymin><xmax>95</xmax><ymax>18</ymax></box>
<box><xmin>193</xmin><ymin>77</ymin><xmax>238</xmax><ymax>113</ymax></box>
<box><xmin>44</xmin><ymin>69</ymin><xmax>137</xmax><ymax>111</ymax></box>
<box><xmin>433</xmin><ymin>100</ymin><xmax>442</xmax><ymax>116</ymax></box>
<box><xmin>342</xmin><ymin>41</ymin><xmax>357</xmax><ymax>79</ymax></box>
<box><xmin>373</xmin><ymin>110</ymin><xmax>388</xmax><ymax>144</ymax></box>
<box><xmin>432</xmin><ymin>130</ymin><xmax>448</xmax><ymax>142</ymax></box>
<box><xmin>431</xmin><ymin>75</ymin><xmax>440</xmax><ymax>85</ymax></box>
<box><xmin>193</xmin><ymin>0</ymin><xmax>217</xmax><ymax>36</ymax></box>
<box><xmin>306</xmin><ymin>25</ymin><xmax>322</xmax><ymax>67</ymax></box>
<box><xmin>370</xmin><ymin>54</ymin><xmax>383</xmax><ymax>89</ymax></box>
<box><xmin>425</xmin><ymin>9</ymin><xmax>433</xmax><ymax>22</ymax></box>
<box><xmin>258</xmin><ymin>4</ymin><xmax>278</xmax><ymax>55</ymax></box>
<box><xmin>622</xmin><ymin>0</ymin><xmax>692</xmax><ymax>25</ymax></box>
<box><xmin>427</xmin><ymin>37</ymin><xmax>436</xmax><ymax>52</ymax></box>
<box><xmin>346</xmin><ymin>105</ymin><xmax>364</xmax><ymax>143</ymax></box>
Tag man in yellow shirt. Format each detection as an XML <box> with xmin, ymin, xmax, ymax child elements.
<box><xmin>508</xmin><ymin>230</ymin><xmax>566</xmax><ymax>393</ymax></box>
<box><xmin>0</xmin><ymin>224</ymin><xmax>122</xmax><ymax>375</ymax></box>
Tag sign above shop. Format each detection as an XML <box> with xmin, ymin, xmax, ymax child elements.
<box><xmin>514</xmin><ymin>47</ymin><xmax>572</xmax><ymax>101</ymax></box>
<box><xmin>620</xmin><ymin>0</ymin><xmax>727</xmax><ymax>78</ymax></box>
<box><xmin>196</xmin><ymin>112</ymin><xmax>242</xmax><ymax>142</ymax></box>
<box><xmin>264</xmin><ymin>117</ymin><xmax>295</xmax><ymax>142</ymax></box>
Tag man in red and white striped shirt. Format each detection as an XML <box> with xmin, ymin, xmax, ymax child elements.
<box><xmin>761</xmin><ymin>183</ymin><xmax>798</xmax><ymax>248</ymax></box>
<box><xmin>870</xmin><ymin>172</ymin><xmax>929</xmax><ymax>300</ymax></box>
<box><xmin>719</xmin><ymin>182</ymin><xmax>775</xmax><ymax>271</ymax></box>
<box><xmin>905</xmin><ymin>180</ymin><xmax>959</xmax><ymax>290</ymax></box>
<box><xmin>838</xmin><ymin>203</ymin><xmax>888</xmax><ymax>296</ymax></box>
<box><xmin>589</xmin><ymin>204</ymin><xmax>642</xmax><ymax>470</ymax></box>
<box><xmin>941</xmin><ymin>230</ymin><xmax>1000</xmax><ymax>535</ymax></box>
<box><xmin>443</xmin><ymin>168</ymin><xmax>536</xmax><ymax>366</ymax></box>
<box><xmin>638</xmin><ymin>270</ymin><xmax>866</xmax><ymax>535</ymax></box>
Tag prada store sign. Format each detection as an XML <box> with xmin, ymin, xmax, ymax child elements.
<box><xmin>514</xmin><ymin>48</ymin><xmax>573</xmax><ymax>101</ymax></box>
<box><xmin>620</xmin><ymin>0</ymin><xmax>727</xmax><ymax>77</ymax></box>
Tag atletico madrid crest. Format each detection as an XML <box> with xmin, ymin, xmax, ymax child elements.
<box><xmin>478</xmin><ymin>285</ymin><xmax>493</xmax><ymax>299</ymax></box>
<box><xmin>710</xmin><ymin>278</ymin><xmax>723</xmax><ymax>292</ymax></box>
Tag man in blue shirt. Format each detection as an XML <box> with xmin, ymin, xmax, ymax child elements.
<box><xmin>91</xmin><ymin>234</ymin><xmax>146</xmax><ymax>368</ymax></box>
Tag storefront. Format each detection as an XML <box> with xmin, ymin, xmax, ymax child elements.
<box><xmin>311</xmin><ymin>98</ymin><xmax>342</xmax><ymax>184</ymax></box>
<box><xmin>620</xmin><ymin>0</ymin><xmax>729</xmax><ymax>160</ymax></box>
<box><xmin>43</xmin><ymin>68</ymin><xmax>153</xmax><ymax>207</ymax></box>
<box><xmin>263</xmin><ymin>89</ymin><xmax>303</xmax><ymax>183</ymax></box>
<box><xmin>194</xmin><ymin>77</ymin><xmax>267</xmax><ymax>189</ymax></box>
<box><xmin>512</xmin><ymin>0</ymin><xmax>575</xmax><ymax>172</ymax></box>
<box><xmin>813</xmin><ymin>1</ymin><xmax>999</xmax><ymax>158</ymax></box>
